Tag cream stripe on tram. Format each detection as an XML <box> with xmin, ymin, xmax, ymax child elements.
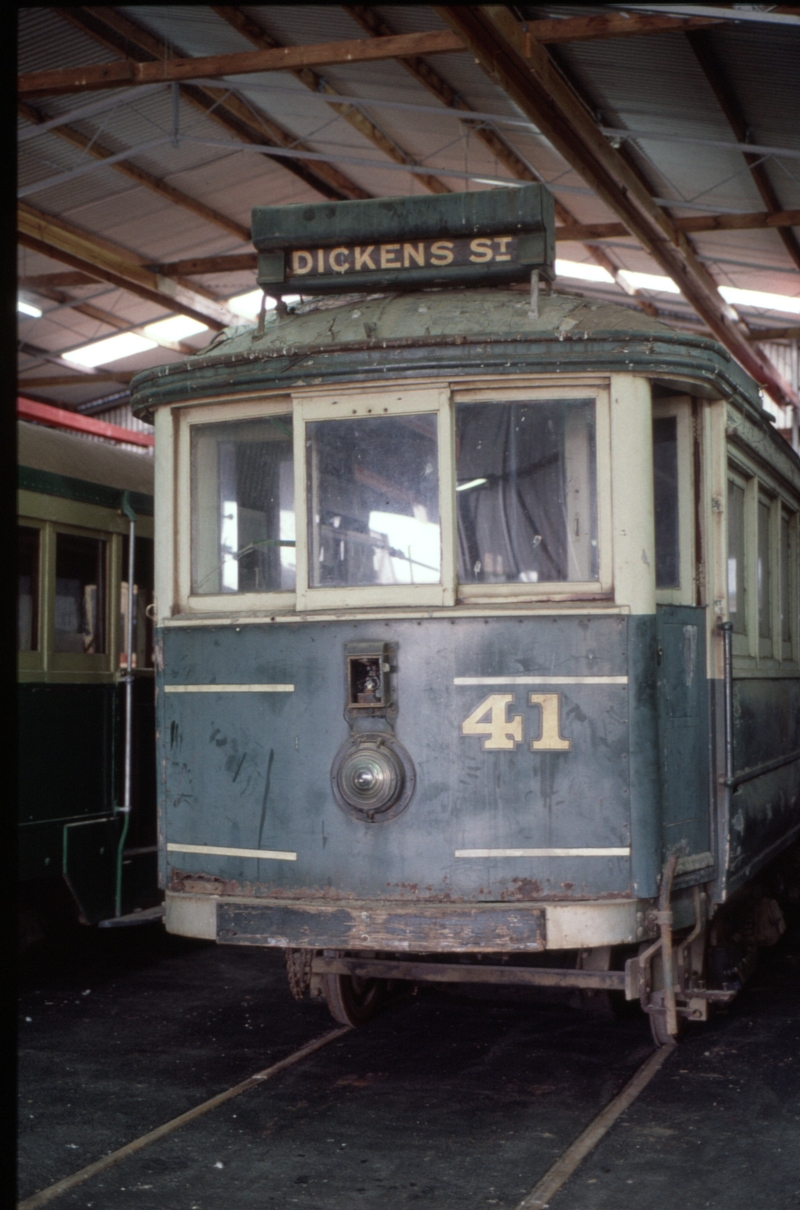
<box><xmin>164</xmin><ymin>684</ymin><xmax>295</xmax><ymax>693</ymax></box>
<box><xmin>167</xmin><ymin>843</ymin><xmax>297</xmax><ymax>861</ymax></box>
<box><xmin>453</xmin><ymin>676</ymin><xmax>627</xmax><ymax>686</ymax></box>
<box><xmin>455</xmin><ymin>847</ymin><xmax>631</xmax><ymax>858</ymax></box>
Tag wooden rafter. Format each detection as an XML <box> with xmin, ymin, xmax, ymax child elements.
<box><xmin>18</xmin><ymin>203</ymin><xmax>239</xmax><ymax>331</ymax></box>
<box><xmin>20</xmin><ymin>279</ymin><xmax>198</xmax><ymax>355</ymax></box>
<box><xmin>746</xmin><ymin>327</ymin><xmax>800</xmax><ymax>343</ymax></box>
<box><xmin>19</xmin><ymin>271</ymin><xmax>100</xmax><ymax>289</ymax></box>
<box><xmin>525</xmin><ymin>12</ymin><xmax>722</xmax><ymax>44</ymax></box>
<box><xmin>685</xmin><ymin>29</ymin><xmax>800</xmax><ymax>274</ymax></box>
<box><xmin>142</xmin><ymin>208</ymin><xmax>800</xmax><ymax>276</ymax></box>
<box><xmin>56</xmin><ymin>8</ymin><xmax>370</xmax><ymax>203</ymax></box>
<box><xmin>19</xmin><ymin>373</ymin><xmax>133</xmax><ymax>387</ymax></box>
<box><xmin>343</xmin><ymin>6</ymin><xmax>658</xmax><ymax>318</ymax></box>
<box><xmin>145</xmin><ymin>253</ymin><xmax>258</xmax><ymax>277</ymax></box>
<box><xmin>213</xmin><ymin>7</ymin><xmax>451</xmax><ymax>196</ymax></box>
<box><xmin>19</xmin><ymin>28</ymin><xmax>465</xmax><ymax>97</ymax></box>
<box><xmin>436</xmin><ymin>6</ymin><xmax>798</xmax><ymax>412</ymax></box>
<box><xmin>18</xmin><ymin>98</ymin><xmax>251</xmax><ymax>243</ymax></box>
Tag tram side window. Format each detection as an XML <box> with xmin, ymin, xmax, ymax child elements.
<box><xmin>727</xmin><ymin>479</ymin><xmax>746</xmax><ymax>634</ymax></box>
<box><xmin>191</xmin><ymin>416</ymin><xmax>295</xmax><ymax>595</ymax></box>
<box><xmin>120</xmin><ymin>535</ymin><xmax>154</xmax><ymax>668</ymax></box>
<box><xmin>54</xmin><ymin>533</ymin><xmax>106</xmax><ymax>654</ymax></box>
<box><xmin>653</xmin><ymin>417</ymin><xmax>679</xmax><ymax>588</ymax></box>
<box><xmin>455</xmin><ymin>399</ymin><xmax>597</xmax><ymax>584</ymax></box>
<box><xmin>18</xmin><ymin>526</ymin><xmax>40</xmax><ymax>651</ymax></box>
<box><xmin>306</xmin><ymin>414</ymin><xmax>440</xmax><ymax>587</ymax></box>
<box><xmin>781</xmin><ymin>509</ymin><xmax>794</xmax><ymax>648</ymax></box>
<box><xmin>758</xmin><ymin>496</ymin><xmax>772</xmax><ymax>640</ymax></box>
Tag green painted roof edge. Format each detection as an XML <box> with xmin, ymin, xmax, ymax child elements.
<box><xmin>18</xmin><ymin>466</ymin><xmax>154</xmax><ymax>515</ymax></box>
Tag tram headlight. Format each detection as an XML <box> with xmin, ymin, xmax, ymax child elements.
<box><xmin>331</xmin><ymin>734</ymin><xmax>415</xmax><ymax>822</ymax></box>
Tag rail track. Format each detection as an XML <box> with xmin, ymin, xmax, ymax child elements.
<box><xmin>19</xmin><ymin>1019</ymin><xmax>674</xmax><ymax>1210</ymax></box>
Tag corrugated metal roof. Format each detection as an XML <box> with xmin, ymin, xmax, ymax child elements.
<box><xmin>16</xmin><ymin>5</ymin><xmax>800</xmax><ymax>416</ymax></box>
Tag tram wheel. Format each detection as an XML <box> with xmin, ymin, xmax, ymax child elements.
<box><xmin>648</xmin><ymin>992</ymin><xmax>680</xmax><ymax>1048</ymax></box>
<box><xmin>322</xmin><ymin>973</ymin><xmax>386</xmax><ymax>1026</ymax></box>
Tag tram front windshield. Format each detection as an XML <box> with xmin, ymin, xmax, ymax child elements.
<box><xmin>189</xmin><ymin>396</ymin><xmax>599</xmax><ymax>596</ymax></box>
<box><xmin>307</xmin><ymin>414</ymin><xmax>440</xmax><ymax>587</ymax></box>
<box><xmin>456</xmin><ymin>399</ymin><xmax>597</xmax><ymax>584</ymax></box>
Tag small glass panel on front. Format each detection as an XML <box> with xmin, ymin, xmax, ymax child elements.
<box><xmin>191</xmin><ymin>416</ymin><xmax>295</xmax><ymax>595</ymax></box>
<box><xmin>653</xmin><ymin>416</ymin><xmax>679</xmax><ymax>589</ymax></box>
<box><xmin>306</xmin><ymin>414</ymin><xmax>440</xmax><ymax>588</ymax></box>
<box><xmin>18</xmin><ymin>526</ymin><xmax>40</xmax><ymax>652</ymax></box>
<box><xmin>456</xmin><ymin>399</ymin><xmax>597</xmax><ymax>584</ymax></box>
<box><xmin>55</xmin><ymin>533</ymin><xmax>106</xmax><ymax>654</ymax></box>
<box><xmin>727</xmin><ymin>479</ymin><xmax>746</xmax><ymax>634</ymax></box>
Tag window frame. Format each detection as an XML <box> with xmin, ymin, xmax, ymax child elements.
<box><xmin>726</xmin><ymin>454</ymin><xmax>799</xmax><ymax>668</ymax></box>
<box><xmin>653</xmin><ymin>396</ymin><xmax>695</xmax><ymax>607</ymax></box>
<box><xmin>781</xmin><ymin>504</ymin><xmax>799</xmax><ymax>662</ymax></box>
<box><xmin>49</xmin><ymin>520</ymin><xmax>114</xmax><ymax>673</ymax></box>
<box><xmin>293</xmin><ymin>385</ymin><xmax>454</xmax><ymax>611</ymax></box>
<box><xmin>18</xmin><ymin>491</ymin><xmax>154</xmax><ymax>681</ymax></box>
<box><xmin>17</xmin><ymin>519</ymin><xmax>46</xmax><ymax>671</ymax></box>
<box><xmin>171</xmin><ymin>375</ymin><xmax>619</xmax><ymax>618</ymax></box>
<box><xmin>451</xmin><ymin>382</ymin><xmax>612</xmax><ymax>602</ymax></box>
<box><xmin>176</xmin><ymin>395</ymin><xmax>296</xmax><ymax>614</ymax></box>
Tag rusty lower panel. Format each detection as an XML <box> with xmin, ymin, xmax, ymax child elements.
<box><xmin>216</xmin><ymin>900</ymin><xmax>546</xmax><ymax>952</ymax></box>
<box><xmin>312</xmin><ymin>955</ymin><xmax>627</xmax><ymax>991</ymax></box>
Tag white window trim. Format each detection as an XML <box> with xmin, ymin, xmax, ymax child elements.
<box><xmin>169</xmin><ymin>374</ymin><xmax>618</xmax><ymax>618</ymax></box>
<box><xmin>294</xmin><ymin>385</ymin><xmax>454</xmax><ymax>611</ymax></box>
<box><xmin>653</xmin><ymin>396</ymin><xmax>695</xmax><ymax>607</ymax></box>
<box><xmin>176</xmin><ymin>395</ymin><xmax>295</xmax><ymax>615</ymax></box>
<box><xmin>453</xmin><ymin>382</ymin><xmax>612</xmax><ymax>602</ymax></box>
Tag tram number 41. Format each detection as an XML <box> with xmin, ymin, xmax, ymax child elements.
<box><xmin>460</xmin><ymin>693</ymin><xmax>571</xmax><ymax>752</ymax></box>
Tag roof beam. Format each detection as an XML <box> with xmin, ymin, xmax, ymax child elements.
<box><xmin>685</xmin><ymin>29</ymin><xmax>800</xmax><ymax>273</ymax></box>
<box><xmin>19</xmin><ymin>29</ymin><xmax>466</xmax><ymax>97</ymax></box>
<box><xmin>343</xmin><ymin>6</ymin><xmax>655</xmax><ymax>318</ymax></box>
<box><xmin>145</xmin><ymin>253</ymin><xmax>258</xmax><ymax>277</ymax></box>
<box><xmin>19</xmin><ymin>270</ymin><xmax>100</xmax><ymax>289</ymax></box>
<box><xmin>18</xmin><ymin>203</ymin><xmax>239</xmax><ymax>331</ymax></box>
<box><xmin>746</xmin><ymin>327</ymin><xmax>800</xmax><ymax>343</ymax></box>
<box><xmin>18</xmin><ymin>98</ymin><xmax>251</xmax><ymax>243</ymax></box>
<box><xmin>133</xmin><ymin>208</ymin><xmax>800</xmax><ymax>278</ymax></box>
<box><xmin>19</xmin><ymin>372</ymin><xmax>133</xmax><ymax>387</ymax></box>
<box><xmin>213</xmin><ymin>7</ymin><xmax>451</xmax><ymax>196</ymax></box>
<box><xmin>20</xmin><ymin>279</ymin><xmax>199</xmax><ymax>355</ymax></box>
<box><xmin>56</xmin><ymin>8</ymin><xmax>370</xmax><ymax>202</ymax></box>
<box><xmin>525</xmin><ymin>12</ymin><xmax>722</xmax><ymax>43</ymax></box>
<box><xmin>436</xmin><ymin>6</ymin><xmax>798</xmax><ymax>412</ymax></box>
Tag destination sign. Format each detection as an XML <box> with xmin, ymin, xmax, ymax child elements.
<box><xmin>286</xmin><ymin>236</ymin><xmax>519</xmax><ymax>279</ymax></box>
<box><xmin>252</xmin><ymin>184</ymin><xmax>555</xmax><ymax>296</ymax></box>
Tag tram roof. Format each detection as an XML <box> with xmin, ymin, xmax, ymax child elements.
<box><xmin>18</xmin><ymin>419</ymin><xmax>154</xmax><ymax>513</ymax></box>
<box><xmin>130</xmin><ymin>285</ymin><xmax>763</xmax><ymax>419</ymax></box>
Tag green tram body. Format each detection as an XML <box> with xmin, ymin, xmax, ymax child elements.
<box><xmin>18</xmin><ymin>421</ymin><xmax>160</xmax><ymax>929</ymax></box>
<box><xmin>131</xmin><ymin>194</ymin><xmax>800</xmax><ymax>1038</ymax></box>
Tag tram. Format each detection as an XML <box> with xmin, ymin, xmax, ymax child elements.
<box><xmin>130</xmin><ymin>186</ymin><xmax>800</xmax><ymax>1042</ymax></box>
<box><xmin>18</xmin><ymin>417</ymin><xmax>160</xmax><ymax>939</ymax></box>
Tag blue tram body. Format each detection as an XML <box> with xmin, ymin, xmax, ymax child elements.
<box><xmin>131</xmin><ymin>187</ymin><xmax>800</xmax><ymax>1040</ymax></box>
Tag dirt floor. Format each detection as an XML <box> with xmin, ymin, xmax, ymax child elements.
<box><xmin>17</xmin><ymin>903</ymin><xmax>800</xmax><ymax>1210</ymax></box>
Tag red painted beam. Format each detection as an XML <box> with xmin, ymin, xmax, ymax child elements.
<box><xmin>17</xmin><ymin>397</ymin><xmax>154</xmax><ymax>447</ymax></box>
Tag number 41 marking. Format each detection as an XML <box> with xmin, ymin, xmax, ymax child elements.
<box><xmin>460</xmin><ymin>693</ymin><xmax>571</xmax><ymax>752</ymax></box>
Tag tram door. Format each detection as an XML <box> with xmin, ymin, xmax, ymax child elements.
<box><xmin>653</xmin><ymin>397</ymin><xmax>711</xmax><ymax>861</ymax></box>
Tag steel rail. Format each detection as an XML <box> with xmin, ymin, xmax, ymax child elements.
<box><xmin>16</xmin><ymin>1027</ymin><xmax>350</xmax><ymax>1210</ymax></box>
<box><xmin>515</xmin><ymin>1043</ymin><xmax>676</xmax><ymax>1210</ymax></box>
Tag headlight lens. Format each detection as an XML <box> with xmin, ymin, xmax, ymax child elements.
<box><xmin>331</xmin><ymin>734</ymin><xmax>415</xmax><ymax>821</ymax></box>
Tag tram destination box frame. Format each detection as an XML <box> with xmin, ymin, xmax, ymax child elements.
<box><xmin>253</xmin><ymin>184</ymin><xmax>555</xmax><ymax>296</ymax></box>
